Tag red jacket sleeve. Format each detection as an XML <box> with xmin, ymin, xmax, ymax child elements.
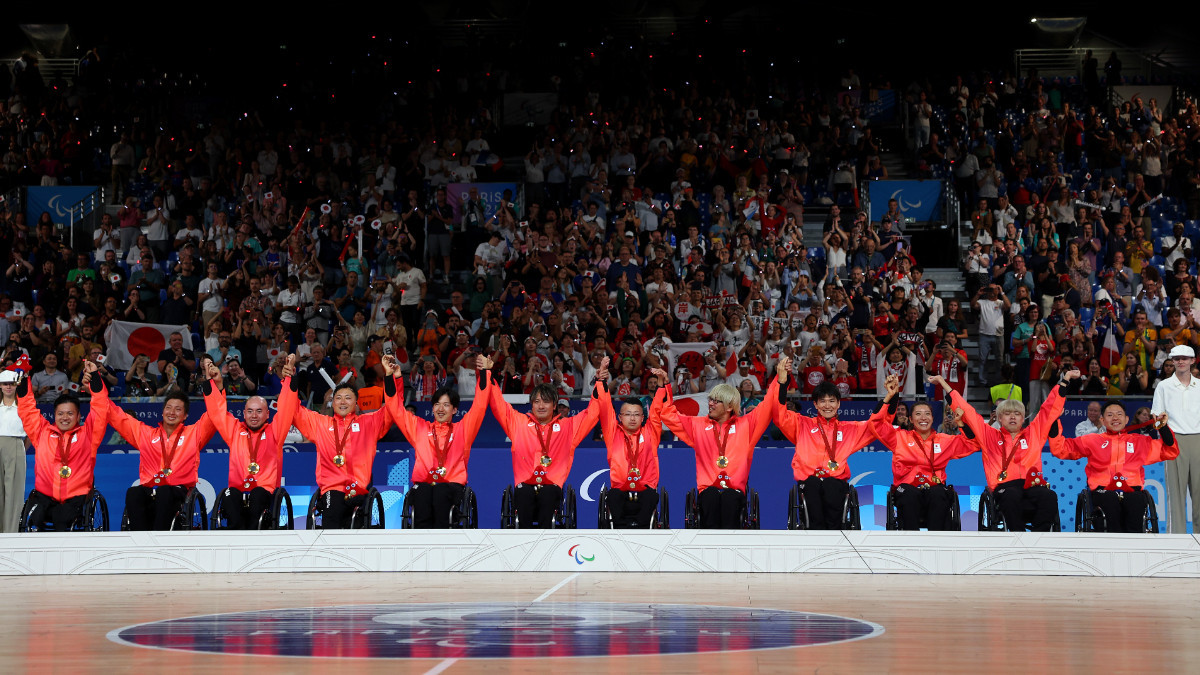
<box><xmin>567</xmin><ymin>384</ymin><xmax>603</xmax><ymax>448</ymax></box>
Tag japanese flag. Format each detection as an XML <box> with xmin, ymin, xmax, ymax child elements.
<box><xmin>103</xmin><ymin>321</ymin><xmax>194</xmax><ymax>375</ymax></box>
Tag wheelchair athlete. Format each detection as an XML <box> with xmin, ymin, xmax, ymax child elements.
<box><xmin>595</xmin><ymin>359</ymin><xmax>669</xmax><ymax>529</ymax></box>
<box><xmin>385</xmin><ymin>355</ymin><xmax>488</xmax><ymax>528</ymax></box>
<box><xmin>873</xmin><ymin>374</ymin><xmax>976</xmax><ymax>531</ymax></box>
<box><xmin>1048</xmin><ymin>401</ymin><xmax>1177</xmax><ymax>533</ymax></box>
<box><xmin>203</xmin><ymin>356</ymin><xmax>299</xmax><ymax>529</ymax></box>
<box><xmin>774</xmin><ymin>357</ymin><xmax>888</xmax><ymax>530</ymax></box>
<box><xmin>934</xmin><ymin>368</ymin><xmax>1080</xmax><ymax>532</ymax></box>
<box><xmin>659</xmin><ymin>361</ymin><xmax>782</xmax><ymax>529</ymax></box>
<box><xmin>293</xmin><ymin>377</ymin><xmax>393</xmax><ymax>530</ymax></box>
<box><xmin>93</xmin><ymin>376</ymin><xmax>216</xmax><ymax>532</ymax></box>
<box><xmin>17</xmin><ymin>362</ymin><xmax>110</xmax><ymax>531</ymax></box>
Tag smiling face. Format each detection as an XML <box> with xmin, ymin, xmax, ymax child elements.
<box><xmin>54</xmin><ymin>400</ymin><xmax>80</xmax><ymax>432</ymax></box>
<box><xmin>243</xmin><ymin>396</ymin><xmax>269</xmax><ymax>431</ymax></box>
<box><xmin>332</xmin><ymin>388</ymin><xmax>358</xmax><ymax>417</ymax></box>
<box><xmin>432</xmin><ymin>392</ymin><xmax>458</xmax><ymax>424</ymax></box>
<box><xmin>815</xmin><ymin>394</ymin><xmax>840</xmax><ymax>420</ymax></box>
<box><xmin>1102</xmin><ymin>403</ymin><xmax>1128</xmax><ymax>433</ymax></box>
<box><xmin>911</xmin><ymin>403</ymin><xmax>934</xmax><ymax>432</ymax></box>
<box><xmin>529</xmin><ymin>391</ymin><xmax>556</xmax><ymax>424</ymax></box>
<box><xmin>161</xmin><ymin>398</ymin><xmax>187</xmax><ymax>428</ymax></box>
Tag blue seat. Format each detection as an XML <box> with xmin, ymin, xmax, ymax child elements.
<box><xmin>1078</xmin><ymin>306</ymin><xmax>1095</xmax><ymax>331</ymax></box>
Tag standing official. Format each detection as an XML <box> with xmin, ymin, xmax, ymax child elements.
<box><xmin>482</xmin><ymin>355</ymin><xmax>603</xmax><ymax>528</ymax></box>
<box><xmin>1151</xmin><ymin>345</ymin><xmax>1200</xmax><ymax>533</ymax></box>
<box><xmin>596</xmin><ymin>360</ymin><xmax>669</xmax><ymax>528</ymax></box>
<box><xmin>385</xmin><ymin>355</ymin><xmax>489</xmax><ymax>528</ymax></box>
<box><xmin>659</xmin><ymin>362</ymin><xmax>782</xmax><ymax>529</ymax></box>
<box><xmin>16</xmin><ymin>362</ymin><xmax>109</xmax><ymax>531</ymax></box>
<box><xmin>0</xmin><ymin>370</ymin><xmax>26</xmax><ymax>531</ymax></box>
<box><xmin>203</xmin><ymin>356</ymin><xmax>299</xmax><ymax>529</ymax></box>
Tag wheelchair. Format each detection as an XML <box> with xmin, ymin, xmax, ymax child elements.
<box><xmin>399</xmin><ymin>484</ymin><xmax>478</xmax><ymax>529</ymax></box>
<box><xmin>787</xmin><ymin>482</ymin><xmax>861</xmax><ymax>530</ymax></box>
<box><xmin>305</xmin><ymin>486</ymin><xmax>385</xmax><ymax>529</ymax></box>
<box><xmin>19</xmin><ymin>488</ymin><xmax>109</xmax><ymax>532</ymax></box>
<box><xmin>1074</xmin><ymin>488</ymin><xmax>1159</xmax><ymax>533</ymax></box>
<box><xmin>683</xmin><ymin>487</ymin><xmax>759</xmax><ymax>529</ymax></box>
<box><xmin>211</xmin><ymin>487</ymin><xmax>295</xmax><ymax>530</ymax></box>
<box><xmin>978</xmin><ymin>487</ymin><xmax>1061</xmax><ymax>532</ymax></box>
<box><xmin>885</xmin><ymin>484</ymin><xmax>961</xmax><ymax>531</ymax></box>
<box><xmin>596</xmin><ymin>485</ymin><xmax>670</xmax><ymax>529</ymax></box>
<box><xmin>120</xmin><ymin>486</ymin><xmax>208</xmax><ymax>531</ymax></box>
<box><xmin>499</xmin><ymin>484</ymin><xmax>576</xmax><ymax>528</ymax></box>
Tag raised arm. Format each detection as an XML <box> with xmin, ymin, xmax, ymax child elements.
<box><xmin>1045</xmin><ymin>420</ymin><xmax>1087</xmax><ymax>460</ymax></box>
<box><xmin>79</xmin><ymin>363</ymin><xmax>111</xmax><ymax>447</ymax></box>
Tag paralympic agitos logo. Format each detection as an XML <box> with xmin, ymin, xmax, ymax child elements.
<box><xmin>567</xmin><ymin>544</ymin><xmax>594</xmax><ymax>565</ymax></box>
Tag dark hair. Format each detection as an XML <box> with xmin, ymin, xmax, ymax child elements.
<box><xmin>811</xmin><ymin>381</ymin><xmax>840</xmax><ymax>402</ymax></box>
<box><xmin>163</xmin><ymin>392</ymin><xmax>189</xmax><ymax>413</ymax></box>
<box><xmin>432</xmin><ymin>386</ymin><xmax>460</xmax><ymax>408</ymax></box>
<box><xmin>1102</xmin><ymin>400</ymin><xmax>1126</xmax><ymax>415</ymax></box>
<box><xmin>620</xmin><ymin>397</ymin><xmax>643</xmax><ymax>410</ymax></box>
<box><xmin>333</xmin><ymin>383</ymin><xmax>358</xmax><ymax>398</ymax></box>
<box><xmin>529</xmin><ymin>383</ymin><xmax>558</xmax><ymax>404</ymax></box>
<box><xmin>52</xmin><ymin>393</ymin><xmax>80</xmax><ymax>413</ymax></box>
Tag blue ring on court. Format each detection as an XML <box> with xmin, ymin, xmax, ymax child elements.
<box><xmin>107</xmin><ymin>602</ymin><xmax>884</xmax><ymax>658</ymax></box>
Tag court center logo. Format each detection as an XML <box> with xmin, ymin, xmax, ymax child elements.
<box><xmin>567</xmin><ymin>543</ymin><xmax>594</xmax><ymax>565</ymax></box>
<box><xmin>109</xmin><ymin>602</ymin><xmax>883</xmax><ymax>659</ymax></box>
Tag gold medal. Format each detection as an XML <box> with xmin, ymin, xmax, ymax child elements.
<box><xmin>436</xmin><ymin>466</ymin><xmax>447</xmax><ymax>476</ymax></box>
<box><xmin>716</xmin><ymin>455</ymin><xmax>729</xmax><ymax>469</ymax></box>
<box><xmin>630</xmin><ymin>467</ymin><xmax>641</xmax><ymax>477</ymax></box>
<box><xmin>998</xmin><ymin>471</ymin><xmax>1007</xmax><ymax>481</ymax></box>
<box><xmin>629</xmin><ymin>482</ymin><xmax>637</xmax><ymax>489</ymax></box>
<box><xmin>164</xmin><ymin>468</ymin><xmax>173</xmax><ymax>476</ymax></box>
<box><xmin>59</xmin><ymin>465</ymin><xmax>72</xmax><ymax>479</ymax></box>
<box><xmin>248</xmin><ymin>462</ymin><xmax>261</xmax><ymax>474</ymax></box>
<box><xmin>540</xmin><ymin>455</ymin><xmax>552</xmax><ymax>467</ymax></box>
<box><xmin>333</xmin><ymin>454</ymin><xmax>346</xmax><ymax>467</ymax></box>
<box><xmin>827</xmin><ymin>460</ymin><xmax>839</xmax><ymax>471</ymax></box>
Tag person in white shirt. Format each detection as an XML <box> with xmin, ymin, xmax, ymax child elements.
<box><xmin>144</xmin><ymin>194</ymin><xmax>171</xmax><ymax>259</ymax></box>
<box><xmin>972</xmin><ymin>283</ymin><xmax>1009</xmax><ymax>387</ymax></box>
<box><xmin>1074</xmin><ymin>400</ymin><xmax>1105</xmax><ymax>437</ymax></box>
<box><xmin>174</xmin><ymin>214</ymin><xmax>205</xmax><ymax>250</ymax></box>
<box><xmin>197</xmin><ymin>261</ymin><xmax>226</xmax><ymax>329</ymax></box>
<box><xmin>1161</xmin><ymin>222</ymin><xmax>1194</xmax><ymax>268</ymax></box>
<box><xmin>0</xmin><ymin>370</ymin><xmax>25</xmax><ymax>532</ymax></box>
<box><xmin>1152</xmin><ymin>345</ymin><xmax>1200</xmax><ymax>533</ymax></box>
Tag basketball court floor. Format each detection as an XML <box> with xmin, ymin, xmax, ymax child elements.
<box><xmin>4</xmin><ymin>571</ymin><xmax>1197</xmax><ymax>672</ymax></box>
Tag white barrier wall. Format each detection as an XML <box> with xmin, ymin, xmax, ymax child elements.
<box><xmin>3</xmin><ymin>531</ymin><xmax>1200</xmax><ymax>577</ymax></box>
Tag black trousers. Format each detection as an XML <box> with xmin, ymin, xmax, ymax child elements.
<box><xmin>319</xmin><ymin>490</ymin><xmax>369</xmax><ymax>529</ymax></box>
<box><xmin>24</xmin><ymin>491</ymin><xmax>86</xmax><ymax>531</ymax></box>
<box><xmin>797</xmin><ymin>477</ymin><xmax>851</xmax><ymax>530</ymax></box>
<box><xmin>892</xmin><ymin>483</ymin><xmax>954</xmax><ymax>531</ymax></box>
<box><xmin>698</xmin><ymin>487</ymin><xmax>745</xmax><ymax>529</ymax></box>
<box><xmin>1090</xmin><ymin>488</ymin><xmax>1151</xmax><ymax>533</ymax></box>
<box><xmin>513</xmin><ymin>483</ymin><xmax>562</xmax><ymax>528</ymax></box>
<box><xmin>992</xmin><ymin>480</ymin><xmax>1059</xmax><ymax>531</ymax></box>
<box><xmin>221</xmin><ymin>487</ymin><xmax>275</xmax><ymax>530</ymax></box>
<box><xmin>125</xmin><ymin>485</ymin><xmax>188</xmax><ymax>531</ymax></box>
<box><xmin>409</xmin><ymin>482</ymin><xmax>464</xmax><ymax>528</ymax></box>
<box><xmin>606</xmin><ymin>487</ymin><xmax>659</xmax><ymax>529</ymax></box>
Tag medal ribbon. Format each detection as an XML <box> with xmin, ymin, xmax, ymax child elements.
<box><xmin>157</xmin><ymin>425</ymin><xmax>186</xmax><ymax>474</ymax></box>
<box><xmin>995</xmin><ymin>433</ymin><xmax>1022</xmax><ymax>480</ymax></box>
<box><xmin>430</xmin><ymin>422</ymin><xmax>454</xmax><ymax>472</ymax></box>
<box><xmin>247</xmin><ymin>425</ymin><xmax>265</xmax><ymax>469</ymax></box>
<box><xmin>529</xmin><ymin>414</ymin><xmax>559</xmax><ymax>465</ymax></box>
<box><xmin>333</xmin><ymin>416</ymin><xmax>354</xmax><ymax>466</ymax></box>
<box><xmin>912</xmin><ymin>430</ymin><xmax>938</xmax><ymax>475</ymax></box>
<box><xmin>815</xmin><ymin>417</ymin><xmax>839</xmax><ymax>468</ymax></box>
<box><xmin>712</xmin><ymin>417</ymin><xmax>736</xmax><ymax>465</ymax></box>
<box><xmin>622</xmin><ymin>429</ymin><xmax>641</xmax><ymax>477</ymax></box>
<box><xmin>55</xmin><ymin>426</ymin><xmax>81</xmax><ymax>471</ymax></box>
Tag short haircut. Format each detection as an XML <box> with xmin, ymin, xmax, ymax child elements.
<box><xmin>1102</xmin><ymin>400</ymin><xmax>1126</xmax><ymax>415</ymax></box>
<box><xmin>995</xmin><ymin>398</ymin><xmax>1025</xmax><ymax>418</ymax></box>
<box><xmin>529</xmin><ymin>383</ymin><xmax>558</xmax><ymax>404</ymax></box>
<box><xmin>333</xmin><ymin>383</ymin><xmax>358</xmax><ymax>399</ymax></box>
<box><xmin>432</xmin><ymin>386</ymin><xmax>460</xmax><ymax>408</ymax></box>
<box><xmin>163</xmin><ymin>392</ymin><xmax>190</xmax><ymax>413</ymax></box>
<box><xmin>620</xmin><ymin>397</ymin><xmax>644</xmax><ymax>411</ymax></box>
<box><xmin>53</xmin><ymin>393</ymin><xmax>80</xmax><ymax>413</ymax></box>
<box><xmin>811</xmin><ymin>381</ymin><xmax>840</xmax><ymax>402</ymax></box>
<box><xmin>708</xmin><ymin>383</ymin><xmax>742</xmax><ymax>415</ymax></box>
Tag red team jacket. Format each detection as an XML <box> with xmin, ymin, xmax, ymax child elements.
<box><xmin>1048</xmin><ymin>429</ymin><xmax>1178</xmax><ymax>490</ymax></box>
<box><xmin>97</xmin><ymin>396</ymin><xmax>216</xmax><ymax>489</ymax></box>
<box><xmin>597</xmin><ymin>384</ymin><xmax>667</xmax><ymax>491</ymax></box>
<box><xmin>19</xmin><ymin>382</ymin><xmax>110</xmax><ymax>502</ymax></box>
<box><xmin>204</xmin><ymin>376</ymin><xmax>299</xmax><ymax>492</ymax></box>
<box><xmin>488</xmin><ymin>379</ymin><xmax>602</xmax><ymax>486</ymax></box>
<box><xmin>294</xmin><ymin>404</ymin><xmax>394</xmax><ymax>494</ymax></box>
<box><xmin>871</xmin><ymin>413</ymin><xmax>975</xmax><ymax>486</ymax></box>
<box><xmin>951</xmin><ymin>388</ymin><xmax>1064</xmax><ymax>489</ymax></box>
<box><xmin>388</xmin><ymin>374</ymin><xmax>489</xmax><ymax>486</ymax></box>
<box><xmin>773</xmin><ymin>406</ymin><xmax>888</xmax><ymax>482</ymax></box>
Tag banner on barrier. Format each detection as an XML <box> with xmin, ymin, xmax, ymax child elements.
<box><xmin>25</xmin><ymin>186</ymin><xmax>99</xmax><ymax>226</ymax></box>
<box><xmin>867</xmin><ymin>180</ymin><xmax>942</xmax><ymax>223</ymax></box>
<box><xmin>445</xmin><ymin>182</ymin><xmax>521</xmax><ymax>224</ymax></box>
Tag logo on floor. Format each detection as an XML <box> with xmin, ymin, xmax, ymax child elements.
<box><xmin>108</xmin><ymin>602</ymin><xmax>883</xmax><ymax>658</ymax></box>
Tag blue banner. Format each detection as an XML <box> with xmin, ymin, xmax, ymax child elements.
<box><xmin>446</xmin><ymin>182</ymin><xmax>521</xmax><ymax>224</ymax></box>
<box><xmin>868</xmin><ymin>180</ymin><xmax>942</xmax><ymax>223</ymax></box>
<box><xmin>25</xmin><ymin>186</ymin><xmax>100</xmax><ymax>226</ymax></box>
<box><xmin>861</xmin><ymin>90</ymin><xmax>897</xmax><ymax>124</ymax></box>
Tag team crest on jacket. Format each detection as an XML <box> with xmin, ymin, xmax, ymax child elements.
<box><xmin>352</xmin><ymin>423</ymin><xmax>360</xmax><ymax>432</ymax></box>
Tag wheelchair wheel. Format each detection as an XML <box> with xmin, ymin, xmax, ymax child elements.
<box><xmin>210</xmin><ymin>488</ymin><xmax>231</xmax><ymax>530</ymax></box>
<box><xmin>1075</xmin><ymin>489</ymin><xmax>1104</xmax><ymax>532</ymax></box>
<box><xmin>656</xmin><ymin>489</ymin><xmax>670</xmax><ymax>529</ymax></box>
<box><xmin>885</xmin><ymin>487</ymin><xmax>898</xmax><ymax>531</ymax></box>
<box><xmin>787</xmin><ymin>484</ymin><xmax>809</xmax><ymax>530</ymax></box>
<box><xmin>172</xmin><ymin>488</ymin><xmax>208</xmax><ymax>531</ymax></box>
<box><xmin>400</xmin><ymin>488</ymin><xmax>415</xmax><ymax>529</ymax></box>
<box><xmin>263</xmin><ymin>488</ymin><xmax>294</xmax><ymax>530</ymax></box>
<box><xmin>559</xmin><ymin>486</ymin><xmax>577</xmax><ymax>529</ymax></box>
<box><xmin>306</xmin><ymin>491</ymin><xmax>322</xmax><ymax>530</ymax></box>
<box><xmin>684</xmin><ymin>489</ymin><xmax>699</xmax><ymax>529</ymax></box>
<box><xmin>499</xmin><ymin>486</ymin><xmax>516</xmax><ymax>529</ymax></box>
<box><xmin>17</xmin><ymin>490</ymin><xmax>35</xmax><ymax>533</ymax></box>
<box><xmin>1143</xmin><ymin>491</ymin><xmax>1160</xmax><ymax>534</ymax></box>
<box><xmin>597</xmin><ymin>486</ymin><xmax>612</xmax><ymax>529</ymax></box>
<box><xmin>120</xmin><ymin>507</ymin><xmax>132</xmax><ymax>532</ymax></box>
<box><xmin>353</xmin><ymin>487</ymin><xmax>385</xmax><ymax>529</ymax></box>
<box><xmin>743</xmin><ymin>489</ymin><xmax>760</xmax><ymax>530</ymax></box>
<box><xmin>457</xmin><ymin>486</ymin><xmax>478</xmax><ymax>529</ymax></box>
<box><xmin>843</xmin><ymin>486</ymin><xmax>862</xmax><ymax>530</ymax></box>
<box><xmin>80</xmin><ymin>488</ymin><xmax>109</xmax><ymax>532</ymax></box>
<box><xmin>946</xmin><ymin>485</ymin><xmax>961</xmax><ymax>531</ymax></box>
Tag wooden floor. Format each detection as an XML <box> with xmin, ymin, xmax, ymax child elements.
<box><xmin>3</xmin><ymin>571</ymin><xmax>1198</xmax><ymax>672</ymax></box>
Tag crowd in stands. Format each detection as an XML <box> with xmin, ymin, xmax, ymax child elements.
<box><xmin>0</xmin><ymin>42</ymin><xmax>1197</xmax><ymax>417</ymax></box>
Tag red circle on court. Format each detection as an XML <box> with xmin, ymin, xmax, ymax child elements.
<box><xmin>675</xmin><ymin>398</ymin><xmax>700</xmax><ymax>416</ymax></box>
<box><xmin>127</xmin><ymin>327</ymin><xmax>166</xmax><ymax>361</ymax></box>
